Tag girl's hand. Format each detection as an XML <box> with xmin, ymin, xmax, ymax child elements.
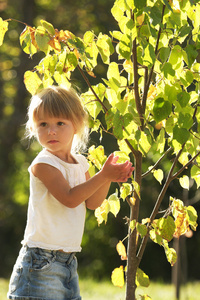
<box><xmin>101</xmin><ymin>153</ymin><xmax>134</xmax><ymax>182</ymax></box>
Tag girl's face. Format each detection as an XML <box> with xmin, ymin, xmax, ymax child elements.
<box><xmin>34</xmin><ymin>111</ymin><xmax>76</xmax><ymax>162</ymax></box>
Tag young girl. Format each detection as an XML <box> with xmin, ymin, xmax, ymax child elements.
<box><xmin>7</xmin><ymin>85</ymin><xmax>134</xmax><ymax>300</ymax></box>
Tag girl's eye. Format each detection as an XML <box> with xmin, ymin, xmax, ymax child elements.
<box><xmin>40</xmin><ymin>122</ymin><xmax>47</xmax><ymax>127</ymax></box>
<box><xmin>57</xmin><ymin>121</ymin><xmax>65</xmax><ymax>126</ymax></box>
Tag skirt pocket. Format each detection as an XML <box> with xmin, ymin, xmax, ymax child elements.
<box><xmin>9</xmin><ymin>266</ymin><xmax>22</xmax><ymax>294</ymax></box>
<box><xmin>30</xmin><ymin>249</ymin><xmax>52</xmax><ymax>273</ymax></box>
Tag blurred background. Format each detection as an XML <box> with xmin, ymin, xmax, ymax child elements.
<box><xmin>0</xmin><ymin>0</ymin><xmax>199</xmax><ymax>289</ymax></box>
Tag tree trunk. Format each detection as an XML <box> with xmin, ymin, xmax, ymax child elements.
<box><xmin>126</xmin><ymin>152</ymin><xmax>142</xmax><ymax>300</ymax></box>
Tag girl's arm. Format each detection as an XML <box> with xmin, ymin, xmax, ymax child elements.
<box><xmin>32</xmin><ymin>154</ymin><xmax>134</xmax><ymax>208</ymax></box>
<box><xmin>85</xmin><ymin>171</ymin><xmax>111</xmax><ymax>210</ymax></box>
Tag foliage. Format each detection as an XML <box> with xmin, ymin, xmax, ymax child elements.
<box><xmin>1</xmin><ymin>0</ymin><xmax>200</xmax><ymax>299</ymax></box>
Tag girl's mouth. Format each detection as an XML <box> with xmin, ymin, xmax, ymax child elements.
<box><xmin>48</xmin><ymin>140</ymin><xmax>58</xmax><ymax>144</ymax></box>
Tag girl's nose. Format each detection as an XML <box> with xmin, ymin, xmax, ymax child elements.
<box><xmin>48</xmin><ymin>126</ymin><xmax>56</xmax><ymax>135</ymax></box>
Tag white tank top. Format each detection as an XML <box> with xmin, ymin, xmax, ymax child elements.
<box><xmin>22</xmin><ymin>148</ymin><xmax>89</xmax><ymax>252</ymax></box>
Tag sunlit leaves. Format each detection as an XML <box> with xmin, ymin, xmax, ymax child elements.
<box><xmin>95</xmin><ymin>190</ymin><xmax>120</xmax><ymax>225</ymax></box>
<box><xmin>179</xmin><ymin>175</ymin><xmax>190</xmax><ymax>190</ymax></box>
<box><xmin>20</xmin><ymin>26</ymin><xmax>38</xmax><ymax>55</ymax></box>
<box><xmin>96</xmin><ymin>33</ymin><xmax>114</xmax><ymax>64</ymax></box>
<box><xmin>0</xmin><ymin>18</ymin><xmax>8</xmax><ymax>46</ymax></box>
<box><xmin>24</xmin><ymin>71</ymin><xmax>42</xmax><ymax>95</ymax></box>
<box><xmin>111</xmin><ymin>266</ymin><xmax>125</xmax><ymax>288</ymax></box>
<box><xmin>163</xmin><ymin>240</ymin><xmax>177</xmax><ymax>266</ymax></box>
<box><xmin>152</xmin><ymin>169</ymin><xmax>163</xmax><ymax>185</ymax></box>
<box><xmin>40</xmin><ymin>20</ymin><xmax>55</xmax><ymax>35</ymax></box>
<box><xmin>35</xmin><ymin>26</ymin><xmax>51</xmax><ymax>54</ymax></box>
<box><xmin>120</xmin><ymin>183</ymin><xmax>132</xmax><ymax>200</ymax></box>
<box><xmin>170</xmin><ymin>197</ymin><xmax>198</xmax><ymax>237</ymax></box>
<box><xmin>88</xmin><ymin>145</ymin><xmax>107</xmax><ymax>170</ymax></box>
<box><xmin>152</xmin><ymin>216</ymin><xmax>175</xmax><ymax>242</ymax></box>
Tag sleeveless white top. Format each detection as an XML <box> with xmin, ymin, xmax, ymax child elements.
<box><xmin>22</xmin><ymin>148</ymin><xmax>89</xmax><ymax>252</ymax></box>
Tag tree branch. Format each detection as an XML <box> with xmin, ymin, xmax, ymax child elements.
<box><xmin>171</xmin><ymin>150</ymin><xmax>200</xmax><ymax>180</ymax></box>
<box><xmin>77</xmin><ymin>65</ymin><xmax>108</xmax><ymax>112</ymax></box>
<box><xmin>142</xmin><ymin>147</ymin><xmax>172</xmax><ymax>178</ymax></box>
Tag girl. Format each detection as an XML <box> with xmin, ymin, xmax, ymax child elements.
<box><xmin>7</xmin><ymin>85</ymin><xmax>134</xmax><ymax>300</ymax></box>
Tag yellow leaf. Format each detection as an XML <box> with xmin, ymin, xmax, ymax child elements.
<box><xmin>179</xmin><ymin>175</ymin><xmax>189</xmax><ymax>190</ymax></box>
<box><xmin>111</xmin><ymin>266</ymin><xmax>125</xmax><ymax>288</ymax></box>
<box><xmin>0</xmin><ymin>18</ymin><xmax>8</xmax><ymax>46</ymax></box>
<box><xmin>174</xmin><ymin>212</ymin><xmax>189</xmax><ymax>238</ymax></box>
<box><xmin>24</xmin><ymin>71</ymin><xmax>42</xmax><ymax>95</ymax></box>
<box><xmin>108</xmin><ymin>192</ymin><xmax>120</xmax><ymax>217</ymax></box>
<box><xmin>94</xmin><ymin>199</ymin><xmax>110</xmax><ymax>225</ymax></box>
<box><xmin>48</xmin><ymin>37</ymin><xmax>61</xmax><ymax>52</ymax></box>
<box><xmin>116</xmin><ymin>241</ymin><xmax>127</xmax><ymax>260</ymax></box>
<box><xmin>153</xmin><ymin>169</ymin><xmax>163</xmax><ymax>185</ymax></box>
<box><xmin>130</xmin><ymin>197</ymin><xmax>136</xmax><ymax>205</ymax></box>
<box><xmin>137</xmin><ymin>14</ymin><xmax>145</xmax><ymax>25</ymax></box>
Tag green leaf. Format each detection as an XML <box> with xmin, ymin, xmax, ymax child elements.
<box><xmin>136</xmin><ymin>223</ymin><xmax>148</xmax><ymax>238</ymax></box>
<box><xmin>160</xmin><ymin>62</ymin><xmax>175</xmax><ymax>78</ymax></box>
<box><xmin>35</xmin><ymin>26</ymin><xmax>50</xmax><ymax>54</ymax></box>
<box><xmin>134</xmin><ymin>0</ymin><xmax>147</xmax><ymax>10</ymax></box>
<box><xmin>186</xmin><ymin>206</ymin><xmax>198</xmax><ymax>231</ymax></box>
<box><xmin>143</xmin><ymin>44</ymin><xmax>156</xmax><ymax>68</ymax></box>
<box><xmin>159</xmin><ymin>47</ymin><xmax>170</xmax><ymax>63</ymax></box>
<box><xmin>88</xmin><ymin>145</ymin><xmax>107</xmax><ymax>170</ymax></box>
<box><xmin>118</xmin><ymin>34</ymin><xmax>132</xmax><ymax>60</ymax></box>
<box><xmin>177</xmin><ymin>91</ymin><xmax>190</xmax><ymax>108</ymax></box>
<box><xmin>163</xmin><ymin>240</ymin><xmax>177</xmax><ymax>266</ymax></box>
<box><xmin>149</xmin><ymin>229</ymin><xmax>163</xmax><ymax>245</ymax></box>
<box><xmin>191</xmin><ymin>165</ymin><xmax>200</xmax><ymax>188</ymax></box>
<box><xmin>111</xmin><ymin>0</ymin><xmax>126</xmax><ymax>22</ymax></box>
<box><xmin>0</xmin><ymin>17</ymin><xmax>8</xmax><ymax>46</ymax></box>
<box><xmin>178</xmin><ymin>112</ymin><xmax>193</xmax><ymax>129</ymax></box>
<box><xmin>144</xmin><ymin>6</ymin><xmax>162</xmax><ymax>27</ymax></box>
<box><xmin>132</xmin><ymin>180</ymin><xmax>140</xmax><ymax>199</ymax></box>
<box><xmin>40</xmin><ymin>20</ymin><xmax>55</xmax><ymax>35</ymax></box>
<box><xmin>157</xmin><ymin>216</ymin><xmax>176</xmax><ymax>242</ymax></box>
<box><xmin>136</xmin><ymin>268</ymin><xmax>150</xmax><ymax>287</ymax></box>
<box><xmin>185</xmin><ymin>44</ymin><xmax>198</xmax><ymax>68</ymax></box>
<box><xmin>156</xmin><ymin>128</ymin><xmax>165</xmax><ymax>153</ymax></box>
<box><xmin>24</xmin><ymin>71</ymin><xmax>42</xmax><ymax>95</ymax></box>
<box><xmin>113</xmin><ymin>111</ymin><xmax>133</xmax><ymax>140</ymax></box>
<box><xmin>96</xmin><ymin>33</ymin><xmax>114</xmax><ymax>64</ymax></box>
<box><xmin>137</xmin><ymin>131</ymin><xmax>152</xmax><ymax>156</ymax></box>
<box><xmin>153</xmin><ymin>98</ymin><xmax>172</xmax><ymax>123</ymax></box>
<box><xmin>20</xmin><ymin>26</ymin><xmax>38</xmax><ymax>55</ymax></box>
<box><xmin>173</xmin><ymin>125</ymin><xmax>190</xmax><ymax>145</ymax></box>
<box><xmin>53</xmin><ymin>72</ymin><xmax>71</xmax><ymax>88</ymax></box>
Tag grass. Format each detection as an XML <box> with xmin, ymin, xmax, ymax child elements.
<box><xmin>1</xmin><ymin>277</ymin><xmax>200</xmax><ymax>300</ymax></box>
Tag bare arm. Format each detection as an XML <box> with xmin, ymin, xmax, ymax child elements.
<box><xmin>85</xmin><ymin>171</ymin><xmax>111</xmax><ymax>210</ymax></box>
<box><xmin>32</xmin><ymin>154</ymin><xmax>134</xmax><ymax>208</ymax></box>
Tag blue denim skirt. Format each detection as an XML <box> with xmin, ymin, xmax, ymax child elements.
<box><xmin>7</xmin><ymin>246</ymin><xmax>81</xmax><ymax>300</ymax></box>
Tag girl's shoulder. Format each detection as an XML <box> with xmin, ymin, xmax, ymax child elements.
<box><xmin>73</xmin><ymin>153</ymin><xmax>89</xmax><ymax>172</ymax></box>
<box><xmin>28</xmin><ymin>149</ymin><xmax>61</xmax><ymax>173</ymax></box>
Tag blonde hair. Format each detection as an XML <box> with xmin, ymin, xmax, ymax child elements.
<box><xmin>26</xmin><ymin>85</ymin><xmax>89</xmax><ymax>152</ymax></box>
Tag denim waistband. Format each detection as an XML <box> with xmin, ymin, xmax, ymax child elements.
<box><xmin>24</xmin><ymin>245</ymin><xmax>75</xmax><ymax>264</ymax></box>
